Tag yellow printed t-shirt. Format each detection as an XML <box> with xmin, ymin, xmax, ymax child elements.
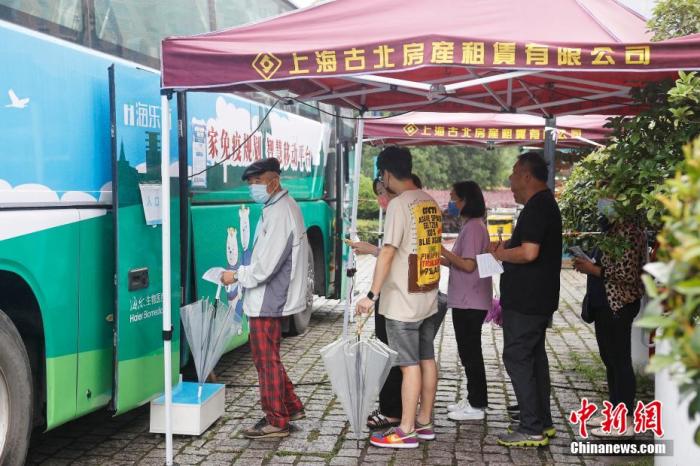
<box><xmin>379</xmin><ymin>189</ymin><xmax>442</xmax><ymax>322</ymax></box>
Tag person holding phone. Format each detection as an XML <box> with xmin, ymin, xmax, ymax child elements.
<box><xmin>571</xmin><ymin>198</ymin><xmax>646</xmax><ymax>438</ymax></box>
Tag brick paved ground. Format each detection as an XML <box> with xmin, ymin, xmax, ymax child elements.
<box><xmin>27</xmin><ymin>258</ymin><xmax>654</xmax><ymax>465</ymax></box>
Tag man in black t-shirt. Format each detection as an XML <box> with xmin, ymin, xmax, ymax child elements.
<box><xmin>490</xmin><ymin>152</ymin><xmax>562</xmax><ymax>447</ymax></box>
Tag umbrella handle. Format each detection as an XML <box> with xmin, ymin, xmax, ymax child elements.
<box><xmin>356</xmin><ymin>305</ymin><xmax>374</xmax><ymax>336</ymax></box>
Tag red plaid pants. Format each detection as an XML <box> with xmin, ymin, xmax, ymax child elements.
<box><xmin>249</xmin><ymin>316</ymin><xmax>303</xmax><ymax>428</ymax></box>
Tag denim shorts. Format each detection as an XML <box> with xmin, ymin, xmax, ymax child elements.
<box><xmin>385</xmin><ymin>315</ymin><xmax>436</xmax><ymax>366</ymax></box>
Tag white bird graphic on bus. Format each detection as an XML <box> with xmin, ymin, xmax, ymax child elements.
<box><xmin>6</xmin><ymin>89</ymin><xmax>29</xmax><ymax>109</ymax></box>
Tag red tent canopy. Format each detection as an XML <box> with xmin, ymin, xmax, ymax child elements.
<box><xmin>363</xmin><ymin>113</ymin><xmax>612</xmax><ymax>147</ymax></box>
<box><xmin>161</xmin><ymin>0</ymin><xmax>700</xmax><ymax>116</ymax></box>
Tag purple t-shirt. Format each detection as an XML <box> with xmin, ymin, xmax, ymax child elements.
<box><xmin>447</xmin><ymin>218</ymin><xmax>493</xmax><ymax>311</ymax></box>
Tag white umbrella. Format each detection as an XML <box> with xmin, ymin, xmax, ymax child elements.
<box><xmin>320</xmin><ymin>312</ymin><xmax>397</xmax><ymax>436</ymax></box>
<box><xmin>180</xmin><ymin>285</ymin><xmax>242</xmax><ymax>399</ymax></box>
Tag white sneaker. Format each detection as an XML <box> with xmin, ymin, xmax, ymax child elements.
<box><xmin>447</xmin><ymin>399</ymin><xmax>470</xmax><ymax>412</ymax></box>
<box><xmin>448</xmin><ymin>405</ymin><xmax>485</xmax><ymax>421</ymax></box>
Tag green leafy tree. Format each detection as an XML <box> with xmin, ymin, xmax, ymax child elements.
<box><xmin>637</xmin><ymin>136</ymin><xmax>700</xmax><ymax>445</ymax></box>
<box><xmin>560</xmin><ymin>75</ymin><xmax>700</xmax><ymax>256</ymax></box>
<box><xmin>357</xmin><ymin>219</ymin><xmax>381</xmax><ymax>244</ymax></box>
<box><xmin>648</xmin><ymin>0</ymin><xmax>700</xmax><ymax>41</ymax></box>
<box><xmin>558</xmin><ymin>150</ymin><xmax>606</xmax><ymax>249</ymax></box>
<box><xmin>362</xmin><ymin>145</ymin><xmax>518</xmax><ymax>189</ymax></box>
<box><xmin>357</xmin><ymin>175</ymin><xmax>379</xmax><ymax>219</ymax></box>
<box><xmin>558</xmin><ymin>72</ymin><xmax>700</xmax><ymax>447</ymax></box>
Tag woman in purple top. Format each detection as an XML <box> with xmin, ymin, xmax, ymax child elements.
<box><xmin>440</xmin><ymin>181</ymin><xmax>493</xmax><ymax>421</ymax></box>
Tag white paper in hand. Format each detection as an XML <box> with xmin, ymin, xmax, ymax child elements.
<box><xmin>202</xmin><ymin>267</ymin><xmax>227</xmax><ymax>285</ymax></box>
<box><xmin>476</xmin><ymin>253</ymin><xmax>504</xmax><ymax>278</ymax></box>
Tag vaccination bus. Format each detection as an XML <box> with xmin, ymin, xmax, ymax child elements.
<box><xmin>0</xmin><ymin>3</ymin><xmax>356</xmax><ymax>462</ymax></box>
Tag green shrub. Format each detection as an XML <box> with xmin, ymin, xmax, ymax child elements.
<box><xmin>357</xmin><ymin>175</ymin><xmax>380</xmax><ymax>220</ymax></box>
<box><xmin>356</xmin><ymin>219</ymin><xmax>381</xmax><ymax>245</ymax></box>
<box><xmin>637</xmin><ymin>136</ymin><xmax>700</xmax><ymax>445</ymax></box>
<box><xmin>559</xmin><ymin>73</ymin><xmax>700</xmax><ymax>257</ymax></box>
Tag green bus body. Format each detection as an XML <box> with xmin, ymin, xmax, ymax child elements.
<box><xmin>0</xmin><ymin>18</ymin><xmax>344</xmax><ymax>439</ymax></box>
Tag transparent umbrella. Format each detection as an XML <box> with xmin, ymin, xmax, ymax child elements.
<box><xmin>320</xmin><ymin>311</ymin><xmax>397</xmax><ymax>436</ymax></box>
<box><xmin>180</xmin><ymin>284</ymin><xmax>242</xmax><ymax>398</ymax></box>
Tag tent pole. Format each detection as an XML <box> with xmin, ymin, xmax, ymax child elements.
<box><xmin>160</xmin><ymin>93</ymin><xmax>174</xmax><ymax>466</ymax></box>
<box><xmin>342</xmin><ymin>117</ymin><xmax>365</xmax><ymax>337</ymax></box>
<box><xmin>350</xmin><ymin>118</ymin><xmax>365</xmax><ymax>246</ymax></box>
<box><xmin>544</xmin><ymin>116</ymin><xmax>556</xmax><ymax>192</ymax></box>
<box><xmin>377</xmin><ymin>207</ymin><xmax>383</xmax><ymax>248</ymax></box>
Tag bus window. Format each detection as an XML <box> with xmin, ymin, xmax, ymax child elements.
<box><xmin>0</xmin><ymin>0</ymin><xmax>83</xmax><ymax>42</ymax></box>
<box><xmin>92</xmin><ymin>0</ymin><xmax>210</xmax><ymax>65</ymax></box>
<box><xmin>214</xmin><ymin>0</ymin><xmax>292</xmax><ymax>30</ymax></box>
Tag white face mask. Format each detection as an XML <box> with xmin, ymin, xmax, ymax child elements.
<box><xmin>249</xmin><ymin>183</ymin><xmax>271</xmax><ymax>204</ymax></box>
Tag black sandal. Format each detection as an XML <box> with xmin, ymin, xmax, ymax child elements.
<box><xmin>366</xmin><ymin>409</ymin><xmax>401</xmax><ymax>430</ymax></box>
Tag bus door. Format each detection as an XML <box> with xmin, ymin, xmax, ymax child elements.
<box><xmin>109</xmin><ymin>64</ymin><xmax>181</xmax><ymax>414</ymax></box>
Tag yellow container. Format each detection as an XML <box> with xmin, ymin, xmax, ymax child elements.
<box><xmin>487</xmin><ymin>214</ymin><xmax>514</xmax><ymax>241</ymax></box>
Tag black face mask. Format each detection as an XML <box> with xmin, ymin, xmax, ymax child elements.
<box><xmin>598</xmin><ymin>215</ymin><xmax>611</xmax><ymax>233</ymax></box>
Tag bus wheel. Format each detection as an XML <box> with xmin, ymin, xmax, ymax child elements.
<box><xmin>0</xmin><ymin>309</ymin><xmax>33</xmax><ymax>466</ymax></box>
<box><xmin>290</xmin><ymin>244</ymin><xmax>315</xmax><ymax>336</ymax></box>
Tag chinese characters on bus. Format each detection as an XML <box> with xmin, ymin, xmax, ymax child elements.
<box><xmin>123</xmin><ymin>102</ymin><xmax>161</xmax><ymax>129</ymax></box>
<box><xmin>206</xmin><ymin>126</ymin><xmax>314</xmax><ymax>172</ymax></box>
<box><xmin>128</xmin><ymin>293</ymin><xmax>164</xmax><ymax>323</ymax></box>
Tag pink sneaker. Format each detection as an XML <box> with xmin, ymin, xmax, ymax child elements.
<box><xmin>415</xmin><ymin>421</ymin><xmax>435</xmax><ymax>440</ymax></box>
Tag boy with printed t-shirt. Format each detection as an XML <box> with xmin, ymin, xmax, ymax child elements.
<box><xmin>356</xmin><ymin>146</ymin><xmax>442</xmax><ymax>449</ymax></box>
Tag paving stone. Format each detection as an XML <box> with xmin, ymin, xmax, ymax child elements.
<box><xmin>172</xmin><ymin>454</ymin><xmax>205</xmax><ymax>465</ymax></box>
<box><xmin>483</xmin><ymin>453</ymin><xmax>514</xmax><ymax>463</ymax></box>
<box><xmin>71</xmin><ymin>455</ymin><xmax>113</xmax><ymax>465</ymax></box>
<box><xmin>111</xmin><ymin>451</ymin><xmax>147</xmax><ymax>462</ymax></box>
<box><xmin>206</xmin><ymin>451</ymin><xmax>238</xmax><ymax>462</ymax></box>
<box><xmin>328</xmin><ymin>457</ymin><xmax>362</xmax><ymax>466</ymax></box>
<box><xmin>136</xmin><ymin>459</ymin><xmax>167</xmax><ymax>466</ymax></box>
<box><xmin>335</xmin><ymin>447</ymin><xmax>362</xmax><ymax>457</ymax></box>
<box><xmin>52</xmin><ymin>449</ymin><xmax>86</xmax><ymax>459</ymax></box>
<box><xmin>232</xmin><ymin>458</ymin><xmax>265</xmax><ymax>466</ymax></box>
<box><xmin>27</xmin><ymin>267</ymin><xmax>654</xmax><ymax>465</ymax></box>
<box><xmin>266</xmin><ymin>455</ymin><xmax>297</xmax><ymax>465</ymax></box>
<box><xmin>39</xmin><ymin>460</ymin><xmax>71</xmax><ymax>466</ymax></box>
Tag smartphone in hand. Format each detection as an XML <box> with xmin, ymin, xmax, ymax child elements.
<box><xmin>568</xmin><ymin>246</ymin><xmax>596</xmax><ymax>263</ymax></box>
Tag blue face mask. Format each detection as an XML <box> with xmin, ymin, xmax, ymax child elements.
<box><xmin>596</xmin><ymin>198</ymin><xmax>617</xmax><ymax>219</ymax></box>
<box><xmin>249</xmin><ymin>184</ymin><xmax>271</xmax><ymax>204</ymax></box>
<box><xmin>447</xmin><ymin>201</ymin><xmax>460</xmax><ymax>217</ymax></box>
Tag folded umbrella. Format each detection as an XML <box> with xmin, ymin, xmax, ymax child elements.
<box><xmin>180</xmin><ymin>284</ymin><xmax>242</xmax><ymax>398</ymax></box>
<box><xmin>320</xmin><ymin>309</ymin><xmax>397</xmax><ymax>436</ymax></box>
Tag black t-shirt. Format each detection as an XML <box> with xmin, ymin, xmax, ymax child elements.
<box><xmin>500</xmin><ymin>189</ymin><xmax>562</xmax><ymax>314</ymax></box>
